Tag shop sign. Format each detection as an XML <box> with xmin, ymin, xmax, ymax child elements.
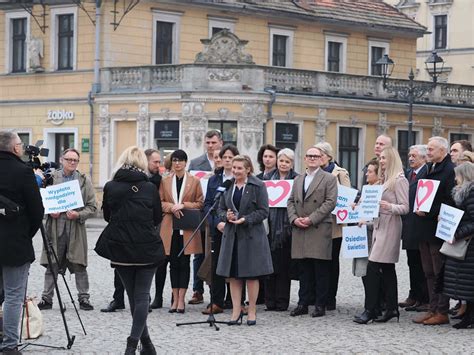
<box><xmin>155</xmin><ymin>121</ymin><xmax>179</xmax><ymax>140</ymax></box>
<box><xmin>81</xmin><ymin>138</ymin><xmax>90</xmax><ymax>153</ymax></box>
<box><xmin>47</xmin><ymin>110</ymin><xmax>75</xmax><ymax>125</ymax></box>
<box><xmin>275</xmin><ymin>123</ymin><xmax>298</xmax><ymax>143</ymax></box>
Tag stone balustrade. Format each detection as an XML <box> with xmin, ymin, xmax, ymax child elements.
<box><xmin>101</xmin><ymin>64</ymin><xmax>474</xmax><ymax>107</ymax></box>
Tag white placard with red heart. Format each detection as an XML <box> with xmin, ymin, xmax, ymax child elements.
<box><xmin>341</xmin><ymin>225</ymin><xmax>368</xmax><ymax>259</ymax></box>
<box><xmin>414</xmin><ymin>179</ymin><xmax>440</xmax><ymax>212</ymax></box>
<box><xmin>331</xmin><ymin>184</ymin><xmax>359</xmax><ymax>215</ymax></box>
<box><xmin>264</xmin><ymin>180</ymin><xmax>294</xmax><ymax>208</ymax></box>
<box><xmin>335</xmin><ymin>206</ymin><xmax>363</xmax><ymax>224</ymax></box>
<box><xmin>190</xmin><ymin>170</ymin><xmax>212</xmax><ymax>199</ymax></box>
<box><xmin>435</xmin><ymin>203</ymin><xmax>464</xmax><ymax>242</ymax></box>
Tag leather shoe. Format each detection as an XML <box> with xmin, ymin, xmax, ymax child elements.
<box><xmin>398</xmin><ymin>297</ymin><xmax>416</xmax><ymax>308</ymax></box>
<box><xmin>404</xmin><ymin>300</ymin><xmax>421</xmax><ymax>312</ymax></box>
<box><xmin>290</xmin><ymin>305</ymin><xmax>308</xmax><ymax>317</ymax></box>
<box><xmin>423</xmin><ymin>313</ymin><xmax>449</xmax><ymax>325</ymax></box>
<box><xmin>101</xmin><ymin>300</ymin><xmax>125</xmax><ymax>312</ymax></box>
<box><xmin>412</xmin><ymin>311</ymin><xmax>435</xmax><ymax>324</ymax></box>
<box><xmin>414</xmin><ymin>303</ymin><xmax>430</xmax><ymax>312</ymax></box>
<box><xmin>202</xmin><ymin>304</ymin><xmax>223</xmax><ymax>315</ymax></box>
<box><xmin>311</xmin><ymin>306</ymin><xmax>325</xmax><ymax>318</ymax></box>
<box><xmin>188</xmin><ymin>291</ymin><xmax>204</xmax><ymax>305</ymax></box>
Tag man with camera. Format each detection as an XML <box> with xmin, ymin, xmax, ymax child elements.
<box><xmin>0</xmin><ymin>130</ymin><xmax>44</xmax><ymax>354</ymax></box>
<box><xmin>37</xmin><ymin>148</ymin><xmax>97</xmax><ymax>311</ymax></box>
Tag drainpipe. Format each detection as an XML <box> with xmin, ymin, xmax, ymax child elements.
<box><xmin>88</xmin><ymin>91</ymin><xmax>94</xmax><ymax>179</ymax></box>
<box><xmin>263</xmin><ymin>87</ymin><xmax>276</xmax><ymax>143</ymax></box>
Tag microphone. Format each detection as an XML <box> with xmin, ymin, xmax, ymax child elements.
<box><xmin>213</xmin><ymin>179</ymin><xmax>233</xmax><ymax>202</ymax></box>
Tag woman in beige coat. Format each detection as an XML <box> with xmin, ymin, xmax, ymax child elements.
<box><xmin>315</xmin><ymin>142</ymin><xmax>351</xmax><ymax>311</ymax></box>
<box><xmin>354</xmin><ymin>146</ymin><xmax>409</xmax><ymax>324</ymax></box>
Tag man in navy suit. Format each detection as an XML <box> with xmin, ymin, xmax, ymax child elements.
<box><xmin>399</xmin><ymin>145</ymin><xmax>429</xmax><ymax>312</ymax></box>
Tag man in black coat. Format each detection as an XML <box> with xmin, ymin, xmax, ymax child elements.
<box><xmin>0</xmin><ymin>131</ymin><xmax>44</xmax><ymax>353</ymax></box>
<box><xmin>399</xmin><ymin>145</ymin><xmax>429</xmax><ymax>311</ymax></box>
<box><xmin>412</xmin><ymin>136</ymin><xmax>456</xmax><ymax>326</ymax></box>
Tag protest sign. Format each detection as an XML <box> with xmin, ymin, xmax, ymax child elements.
<box><xmin>332</xmin><ymin>184</ymin><xmax>359</xmax><ymax>215</ymax></box>
<box><xmin>359</xmin><ymin>185</ymin><xmax>383</xmax><ymax>219</ymax></box>
<box><xmin>264</xmin><ymin>180</ymin><xmax>294</xmax><ymax>208</ymax></box>
<box><xmin>40</xmin><ymin>180</ymin><xmax>84</xmax><ymax>214</ymax></box>
<box><xmin>435</xmin><ymin>203</ymin><xmax>464</xmax><ymax>242</ymax></box>
<box><xmin>414</xmin><ymin>179</ymin><xmax>440</xmax><ymax>212</ymax></box>
<box><xmin>335</xmin><ymin>206</ymin><xmax>363</xmax><ymax>224</ymax></box>
<box><xmin>341</xmin><ymin>225</ymin><xmax>369</xmax><ymax>258</ymax></box>
<box><xmin>190</xmin><ymin>170</ymin><xmax>212</xmax><ymax>199</ymax></box>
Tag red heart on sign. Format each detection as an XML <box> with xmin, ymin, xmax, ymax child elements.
<box><xmin>337</xmin><ymin>209</ymin><xmax>348</xmax><ymax>222</ymax></box>
<box><xmin>265</xmin><ymin>180</ymin><xmax>291</xmax><ymax>207</ymax></box>
<box><xmin>415</xmin><ymin>180</ymin><xmax>434</xmax><ymax>210</ymax></box>
<box><xmin>193</xmin><ymin>171</ymin><xmax>207</xmax><ymax>179</ymax></box>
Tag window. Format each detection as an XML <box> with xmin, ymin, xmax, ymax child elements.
<box><xmin>12</xmin><ymin>18</ymin><xmax>27</xmax><ymax>73</ymax></box>
<box><xmin>55</xmin><ymin>133</ymin><xmax>74</xmax><ymax>164</ymax></box>
<box><xmin>57</xmin><ymin>14</ymin><xmax>74</xmax><ymax>70</ymax></box>
<box><xmin>17</xmin><ymin>132</ymin><xmax>31</xmax><ymax>162</ymax></box>
<box><xmin>269</xmin><ymin>27</ymin><xmax>294</xmax><ymax>68</ymax></box>
<box><xmin>208</xmin><ymin>17</ymin><xmax>236</xmax><ymax>38</ymax></box>
<box><xmin>152</xmin><ymin>11</ymin><xmax>182</xmax><ymax>65</ymax></box>
<box><xmin>275</xmin><ymin>123</ymin><xmax>298</xmax><ymax>151</ymax></box>
<box><xmin>397</xmin><ymin>130</ymin><xmax>419</xmax><ymax>169</ymax></box>
<box><xmin>370</xmin><ymin>47</ymin><xmax>384</xmax><ymax>75</ymax></box>
<box><xmin>208</xmin><ymin>121</ymin><xmax>237</xmax><ymax>146</ymax></box>
<box><xmin>155</xmin><ymin>21</ymin><xmax>173</xmax><ymax>64</ymax></box>
<box><xmin>325</xmin><ymin>34</ymin><xmax>347</xmax><ymax>73</ymax></box>
<box><xmin>450</xmin><ymin>133</ymin><xmax>470</xmax><ymax>144</ymax></box>
<box><xmin>154</xmin><ymin>120</ymin><xmax>180</xmax><ymax>157</ymax></box>
<box><xmin>339</xmin><ymin>127</ymin><xmax>360</xmax><ymax>187</ymax></box>
<box><xmin>434</xmin><ymin>15</ymin><xmax>447</xmax><ymax>49</ymax></box>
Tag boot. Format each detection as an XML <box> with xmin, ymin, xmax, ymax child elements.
<box><xmin>125</xmin><ymin>336</ymin><xmax>138</xmax><ymax>355</ymax></box>
<box><xmin>140</xmin><ymin>336</ymin><xmax>157</xmax><ymax>355</ymax></box>
<box><xmin>452</xmin><ymin>302</ymin><xmax>467</xmax><ymax>319</ymax></box>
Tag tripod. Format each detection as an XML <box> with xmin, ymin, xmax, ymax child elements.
<box><xmin>176</xmin><ymin>197</ymin><xmax>228</xmax><ymax>331</ymax></box>
<box><xmin>19</xmin><ymin>222</ymin><xmax>86</xmax><ymax>351</ymax></box>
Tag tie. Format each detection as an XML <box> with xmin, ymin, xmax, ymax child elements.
<box><xmin>410</xmin><ymin>171</ymin><xmax>416</xmax><ymax>182</ymax></box>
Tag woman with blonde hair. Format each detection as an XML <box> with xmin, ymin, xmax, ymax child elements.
<box><xmin>96</xmin><ymin>146</ymin><xmax>164</xmax><ymax>354</ymax></box>
<box><xmin>355</xmin><ymin>146</ymin><xmax>409</xmax><ymax>324</ymax></box>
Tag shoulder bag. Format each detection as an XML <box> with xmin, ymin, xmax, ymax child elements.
<box><xmin>439</xmin><ymin>237</ymin><xmax>472</xmax><ymax>260</ymax></box>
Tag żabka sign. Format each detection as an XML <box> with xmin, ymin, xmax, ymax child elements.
<box><xmin>47</xmin><ymin>110</ymin><xmax>75</xmax><ymax>125</ymax></box>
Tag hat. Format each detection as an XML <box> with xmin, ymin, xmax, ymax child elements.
<box><xmin>314</xmin><ymin>142</ymin><xmax>334</xmax><ymax>161</ymax></box>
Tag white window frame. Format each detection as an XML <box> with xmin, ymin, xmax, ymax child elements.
<box><xmin>431</xmin><ymin>12</ymin><xmax>449</xmax><ymax>50</ymax></box>
<box><xmin>4</xmin><ymin>10</ymin><xmax>30</xmax><ymax>74</ymax></box>
<box><xmin>325</xmin><ymin>33</ymin><xmax>347</xmax><ymax>73</ymax></box>
<box><xmin>368</xmin><ymin>39</ymin><xmax>390</xmax><ymax>76</ymax></box>
<box><xmin>273</xmin><ymin>120</ymin><xmax>302</xmax><ymax>169</ymax></box>
<box><xmin>269</xmin><ymin>26</ymin><xmax>294</xmax><ymax>68</ymax></box>
<box><xmin>208</xmin><ymin>17</ymin><xmax>236</xmax><ymax>38</ymax></box>
<box><xmin>336</xmin><ymin>123</ymin><xmax>366</xmax><ymax>188</ymax></box>
<box><xmin>16</xmin><ymin>129</ymin><xmax>32</xmax><ymax>144</ymax></box>
<box><xmin>448</xmin><ymin>131</ymin><xmax>473</xmax><ymax>145</ymax></box>
<box><xmin>43</xmin><ymin>127</ymin><xmax>78</xmax><ymax>162</ymax></box>
<box><xmin>50</xmin><ymin>6</ymin><xmax>78</xmax><ymax>71</ymax></box>
<box><xmin>152</xmin><ymin>10</ymin><xmax>182</xmax><ymax>65</ymax></box>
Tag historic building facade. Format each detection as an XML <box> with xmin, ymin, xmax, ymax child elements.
<box><xmin>1</xmin><ymin>0</ymin><xmax>473</xmax><ymax>193</ymax></box>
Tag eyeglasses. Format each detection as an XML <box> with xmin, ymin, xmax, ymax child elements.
<box><xmin>305</xmin><ymin>154</ymin><xmax>321</xmax><ymax>160</ymax></box>
<box><xmin>172</xmin><ymin>158</ymin><xmax>185</xmax><ymax>163</ymax></box>
<box><xmin>63</xmin><ymin>158</ymin><xmax>79</xmax><ymax>163</ymax></box>
<box><xmin>15</xmin><ymin>142</ymin><xmax>25</xmax><ymax>148</ymax></box>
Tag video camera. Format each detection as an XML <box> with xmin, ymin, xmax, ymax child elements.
<box><xmin>25</xmin><ymin>140</ymin><xmax>58</xmax><ymax>187</ymax></box>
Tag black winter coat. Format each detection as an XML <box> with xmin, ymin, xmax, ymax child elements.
<box><xmin>95</xmin><ymin>168</ymin><xmax>164</xmax><ymax>265</ymax></box>
<box><xmin>413</xmin><ymin>154</ymin><xmax>456</xmax><ymax>243</ymax></box>
<box><xmin>0</xmin><ymin>151</ymin><xmax>44</xmax><ymax>266</ymax></box>
<box><xmin>443</xmin><ymin>187</ymin><xmax>474</xmax><ymax>301</ymax></box>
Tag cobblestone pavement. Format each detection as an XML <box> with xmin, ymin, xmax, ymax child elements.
<box><xmin>16</xmin><ymin>219</ymin><xmax>473</xmax><ymax>354</ymax></box>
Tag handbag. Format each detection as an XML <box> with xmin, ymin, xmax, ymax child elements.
<box><xmin>22</xmin><ymin>297</ymin><xmax>44</xmax><ymax>339</ymax></box>
<box><xmin>172</xmin><ymin>209</ymin><xmax>201</xmax><ymax>230</ymax></box>
<box><xmin>439</xmin><ymin>237</ymin><xmax>472</xmax><ymax>260</ymax></box>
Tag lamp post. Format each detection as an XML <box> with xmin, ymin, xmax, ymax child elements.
<box><xmin>376</xmin><ymin>51</ymin><xmax>445</xmax><ymax>147</ymax></box>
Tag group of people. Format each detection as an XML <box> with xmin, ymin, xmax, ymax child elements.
<box><xmin>1</xmin><ymin>128</ymin><xmax>474</xmax><ymax>355</ymax></box>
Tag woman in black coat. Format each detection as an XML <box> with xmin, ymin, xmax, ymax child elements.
<box><xmin>96</xmin><ymin>146</ymin><xmax>164</xmax><ymax>354</ymax></box>
<box><xmin>216</xmin><ymin>155</ymin><xmax>273</xmax><ymax>326</ymax></box>
<box><xmin>443</xmin><ymin>162</ymin><xmax>474</xmax><ymax>329</ymax></box>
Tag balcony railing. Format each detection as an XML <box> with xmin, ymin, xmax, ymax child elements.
<box><xmin>101</xmin><ymin>64</ymin><xmax>474</xmax><ymax>107</ymax></box>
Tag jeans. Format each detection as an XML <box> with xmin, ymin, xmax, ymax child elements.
<box><xmin>116</xmin><ymin>266</ymin><xmax>157</xmax><ymax>340</ymax></box>
<box><xmin>0</xmin><ymin>263</ymin><xmax>30</xmax><ymax>350</ymax></box>
<box><xmin>192</xmin><ymin>253</ymin><xmax>205</xmax><ymax>294</ymax></box>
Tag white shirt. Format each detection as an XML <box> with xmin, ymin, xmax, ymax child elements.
<box><xmin>304</xmin><ymin>168</ymin><xmax>319</xmax><ymax>192</ymax></box>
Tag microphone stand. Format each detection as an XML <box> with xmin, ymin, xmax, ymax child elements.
<box><xmin>176</xmin><ymin>196</ymin><xmax>228</xmax><ymax>331</ymax></box>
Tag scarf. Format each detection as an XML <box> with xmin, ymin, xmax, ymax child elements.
<box><xmin>322</xmin><ymin>162</ymin><xmax>336</xmax><ymax>174</ymax></box>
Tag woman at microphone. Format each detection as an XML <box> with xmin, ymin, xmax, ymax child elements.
<box><xmin>216</xmin><ymin>155</ymin><xmax>273</xmax><ymax>326</ymax></box>
<box><xmin>202</xmin><ymin>144</ymin><xmax>239</xmax><ymax>315</ymax></box>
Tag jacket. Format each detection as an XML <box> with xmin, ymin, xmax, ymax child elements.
<box><xmin>95</xmin><ymin>168</ymin><xmax>164</xmax><ymax>264</ymax></box>
<box><xmin>0</xmin><ymin>151</ymin><xmax>44</xmax><ymax>266</ymax></box>
<box><xmin>329</xmin><ymin>164</ymin><xmax>351</xmax><ymax>239</ymax></box>
<box><xmin>189</xmin><ymin>154</ymin><xmax>212</xmax><ymax>172</ymax></box>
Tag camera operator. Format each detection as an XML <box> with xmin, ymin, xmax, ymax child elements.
<box><xmin>0</xmin><ymin>130</ymin><xmax>44</xmax><ymax>354</ymax></box>
<box><xmin>37</xmin><ymin>148</ymin><xmax>97</xmax><ymax>311</ymax></box>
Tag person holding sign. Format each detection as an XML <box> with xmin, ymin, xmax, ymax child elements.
<box><xmin>264</xmin><ymin>148</ymin><xmax>299</xmax><ymax>312</ymax></box>
<box><xmin>354</xmin><ymin>147</ymin><xmax>409</xmax><ymax>324</ymax></box>
<box><xmin>412</xmin><ymin>136</ymin><xmax>456</xmax><ymax>326</ymax></box>
<box><xmin>443</xmin><ymin>162</ymin><xmax>474</xmax><ymax>329</ymax></box>
<box><xmin>38</xmin><ymin>148</ymin><xmax>97</xmax><ymax>311</ymax></box>
<box><xmin>315</xmin><ymin>142</ymin><xmax>351</xmax><ymax>311</ymax></box>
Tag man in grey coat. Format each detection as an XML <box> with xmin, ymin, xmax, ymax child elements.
<box><xmin>287</xmin><ymin>146</ymin><xmax>337</xmax><ymax>318</ymax></box>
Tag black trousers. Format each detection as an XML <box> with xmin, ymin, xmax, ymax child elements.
<box><xmin>365</xmin><ymin>261</ymin><xmax>398</xmax><ymax>312</ymax></box>
<box><xmin>112</xmin><ymin>269</ymin><xmax>125</xmax><ymax>305</ymax></box>
<box><xmin>265</xmin><ymin>245</ymin><xmax>291</xmax><ymax>309</ymax></box>
<box><xmin>153</xmin><ymin>256</ymin><xmax>169</xmax><ymax>301</ymax></box>
<box><xmin>327</xmin><ymin>238</ymin><xmax>342</xmax><ymax>306</ymax></box>
<box><xmin>406</xmin><ymin>249</ymin><xmax>428</xmax><ymax>303</ymax></box>
<box><xmin>298</xmin><ymin>258</ymin><xmax>331</xmax><ymax>307</ymax></box>
<box><xmin>209</xmin><ymin>232</ymin><xmax>226</xmax><ymax>308</ymax></box>
<box><xmin>169</xmin><ymin>231</ymin><xmax>190</xmax><ymax>289</ymax></box>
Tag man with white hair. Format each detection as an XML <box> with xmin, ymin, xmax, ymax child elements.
<box><xmin>399</xmin><ymin>145</ymin><xmax>429</xmax><ymax>312</ymax></box>
<box><xmin>413</xmin><ymin>136</ymin><xmax>456</xmax><ymax>326</ymax></box>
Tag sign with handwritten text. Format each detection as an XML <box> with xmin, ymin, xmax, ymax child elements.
<box><xmin>40</xmin><ymin>180</ymin><xmax>84</xmax><ymax>214</ymax></box>
<box><xmin>435</xmin><ymin>203</ymin><xmax>464</xmax><ymax>242</ymax></box>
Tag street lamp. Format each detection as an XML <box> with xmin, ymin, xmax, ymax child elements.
<box><xmin>376</xmin><ymin>51</ymin><xmax>445</xmax><ymax>147</ymax></box>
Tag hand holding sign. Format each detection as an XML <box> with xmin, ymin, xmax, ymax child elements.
<box><xmin>359</xmin><ymin>185</ymin><xmax>383</xmax><ymax>220</ymax></box>
<box><xmin>342</xmin><ymin>225</ymin><xmax>369</xmax><ymax>258</ymax></box>
<box><xmin>332</xmin><ymin>184</ymin><xmax>358</xmax><ymax>215</ymax></box>
<box><xmin>40</xmin><ymin>180</ymin><xmax>84</xmax><ymax>214</ymax></box>
<box><xmin>414</xmin><ymin>179</ymin><xmax>440</xmax><ymax>212</ymax></box>
<box><xmin>264</xmin><ymin>180</ymin><xmax>294</xmax><ymax>208</ymax></box>
<box><xmin>435</xmin><ymin>203</ymin><xmax>464</xmax><ymax>242</ymax></box>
